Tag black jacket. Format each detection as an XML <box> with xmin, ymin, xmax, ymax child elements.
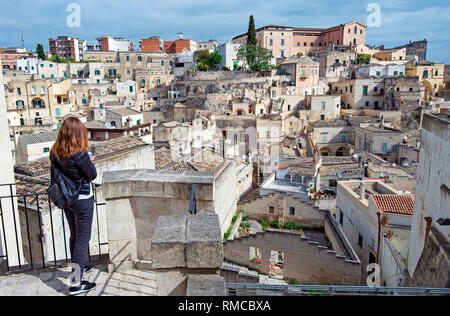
<box><xmin>51</xmin><ymin>151</ymin><xmax>98</xmax><ymax>195</ymax></box>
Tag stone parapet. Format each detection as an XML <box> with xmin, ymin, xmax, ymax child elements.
<box><xmin>151</xmin><ymin>214</ymin><xmax>225</xmax><ymax>296</ymax></box>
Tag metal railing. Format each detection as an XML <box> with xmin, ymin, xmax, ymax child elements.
<box><xmin>0</xmin><ymin>181</ymin><xmax>108</xmax><ymax>274</ymax></box>
<box><xmin>225</xmin><ymin>283</ymin><xmax>450</xmax><ymax>296</ymax></box>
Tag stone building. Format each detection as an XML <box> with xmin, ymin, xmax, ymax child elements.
<box><xmin>337</xmin><ymin>180</ymin><xmax>414</xmax><ymax>286</ymax></box>
<box><xmin>406</xmin><ymin>60</ymin><xmax>445</xmax><ymax>99</ymax></box>
<box><xmin>406</xmin><ymin>113</ymin><xmax>449</xmax><ymax>288</ymax></box>
<box><xmin>353</xmin><ymin>125</ymin><xmax>405</xmax><ymax>162</ymax></box>
<box><xmin>308</xmin><ymin>118</ymin><xmax>354</xmax><ymax>157</ymax></box>
<box><xmin>232</xmin><ymin>21</ymin><xmax>367</xmax><ymax>58</ymax></box>
<box><xmin>277</xmin><ymin>56</ymin><xmax>320</xmax><ymax>95</ymax></box>
<box><xmin>15</xmin><ymin>131</ymin><xmax>58</xmax><ymax>165</ymax></box>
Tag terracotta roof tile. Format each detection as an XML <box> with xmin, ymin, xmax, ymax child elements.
<box><xmin>370</xmin><ymin>194</ymin><xmax>415</xmax><ymax>216</ymax></box>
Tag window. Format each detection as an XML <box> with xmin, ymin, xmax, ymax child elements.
<box><xmin>17</xmin><ymin>88</ymin><xmax>21</xmax><ymax>95</ymax></box>
<box><xmin>43</xmin><ymin>147</ymin><xmax>50</xmax><ymax>153</ymax></box>
<box><xmin>423</xmin><ymin>70</ymin><xmax>428</xmax><ymax>79</ymax></box>
<box><xmin>41</xmin><ymin>87</ymin><xmax>46</xmax><ymax>95</ymax></box>
<box><xmin>322</xmin><ymin>135</ymin><xmax>327</xmax><ymax>143</ymax></box>
<box><xmin>269</xmin><ymin>206</ymin><xmax>275</xmax><ymax>214</ymax></box>
<box><xmin>289</xmin><ymin>207</ymin><xmax>295</xmax><ymax>216</ymax></box>
<box><xmin>269</xmin><ymin>39</ymin><xmax>273</xmax><ymax>46</ymax></box>
<box><xmin>392</xmin><ymin>145</ymin><xmax>399</xmax><ymax>153</ymax></box>
<box><xmin>280</xmin><ymin>50</ymin><xmax>284</xmax><ymax>58</ymax></box>
<box><xmin>281</xmin><ymin>39</ymin><xmax>284</xmax><ymax>46</ymax></box>
<box><xmin>32</xmin><ymin>99</ymin><xmax>44</xmax><ymax>108</ymax></box>
<box><xmin>55</xmin><ymin>108</ymin><xmax>61</xmax><ymax>117</ymax></box>
<box><xmin>31</xmin><ymin>87</ymin><xmax>36</xmax><ymax>95</ymax></box>
<box><xmin>321</xmin><ymin>101</ymin><xmax>326</xmax><ymax>110</ymax></box>
<box><xmin>161</xmin><ymin>61</ymin><xmax>165</xmax><ymax>66</ymax></box>
<box><xmin>339</xmin><ymin>211</ymin><xmax>344</xmax><ymax>226</ymax></box>
<box><xmin>129</xmin><ymin>86</ymin><xmax>134</xmax><ymax>93</ymax></box>
<box><xmin>382</xmin><ymin>143</ymin><xmax>388</xmax><ymax>153</ymax></box>
<box><xmin>95</xmin><ymin>70</ymin><xmax>101</xmax><ymax>75</ymax></box>
<box><xmin>137</xmin><ymin>56</ymin><xmax>142</xmax><ymax>61</ymax></box>
<box><xmin>320</xmin><ymin>114</ymin><xmax>325</xmax><ymax>121</ymax></box>
<box><xmin>126</xmin><ymin>55</ymin><xmax>130</xmax><ymax>61</ymax></box>
<box><xmin>363</xmin><ymin>86</ymin><xmax>369</xmax><ymax>96</ymax></box>
<box><xmin>140</xmin><ymin>79</ymin><xmax>146</xmax><ymax>87</ymax></box>
<box><xmin>342</xmin><ymin>134</ymin><xmax>347</xmax><ymax>142</ymax></box>
<box><xmin>358</xmin><ymin>234</ymin><xmax>363</xmax><ymax>247</ymax></box>
<box><xmin>393</xmin><ymin>71</ymin><xmax>398</xmax><ymax>76</ymax></box>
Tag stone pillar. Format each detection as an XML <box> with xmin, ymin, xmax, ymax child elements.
<box><xmin>151</xmin><ymin>214</ymin><xmax>225</xmax><ymax>296</ymax></box>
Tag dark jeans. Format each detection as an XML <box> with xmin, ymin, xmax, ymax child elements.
<box><xmin>64</xmin><ymin>197</ymin><xmax>94</xmax><ymax>284</ymax></box>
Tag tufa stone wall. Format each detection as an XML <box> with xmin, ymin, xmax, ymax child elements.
<box><xmin>402</xmin><ymin>227</ymin><xmax>450</xmax><ymax>288</ymax></box>
<box><xmin>238</xmin><ymin>192</ymin><xmax>324</xmax><ymax>227</ymax></box>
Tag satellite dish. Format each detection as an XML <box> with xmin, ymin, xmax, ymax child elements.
<box><xmin>380</xmin><ymin>172</ymin><xmax>387</xmax><ymax>178</ymax></box>
<box><xmin>337</xmin><ymin>172</ymin><xmax>345</xmax><ymax>179</ymax></box>
<box><xmin>353</xmin><ymin>153</ymin><xmax>359</xmax><ymax>160</ymax></box>
<box><xmin>293</xmin><ymin>146</ymin><xmax>298</xmax><ymax>150</ymax></box>
<box><xmin>242</xmin><ymin>155</ymin><xmax>248</xmax><ymax>161</ymax></box>
<box><xmin>392</xmin><ymin>163</ymin><xmax>397</xmax><ymax>167</ymax></box>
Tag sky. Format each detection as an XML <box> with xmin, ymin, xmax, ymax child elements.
<box><xmin>0</xmin><ymin>0</ymin><xmax>449</xmax><ymax>63</ymax></box>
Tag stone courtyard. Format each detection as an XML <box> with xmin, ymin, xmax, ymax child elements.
<box><xmin>0</xmin><ymin>266</ymin><xmax>157</xmax><ymax>296</ymax></box>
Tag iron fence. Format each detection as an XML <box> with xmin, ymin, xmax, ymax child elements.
<box><xmin>0</xmin><ymin>181</ymin><xmax>108</xmax><ymax>274</ymax></box>
<box><xmin>225</xmin><ymin>283</ymin><xmax>450</xmax><ymax>296</ymax></box>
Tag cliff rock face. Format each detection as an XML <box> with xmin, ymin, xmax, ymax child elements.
<box><xmin>402</xmin><ymin>227</ymin><xmax>450</xmax><ymax>288</ymax></box>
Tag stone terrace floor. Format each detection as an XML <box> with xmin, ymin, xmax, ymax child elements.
<box><xmin>0</xmin><ymin>266</ymin><xmax>157</xmax><ymax>296</ymax></box>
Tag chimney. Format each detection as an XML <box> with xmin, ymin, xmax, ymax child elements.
<box><xmin>360</xmin><ymin>180</ymin><xmax>366</xmax><ymax>201</ymax></box>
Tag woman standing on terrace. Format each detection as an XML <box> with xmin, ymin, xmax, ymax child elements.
<box><xmin>50</xmin><ymin>117</ymin><xmax>98</xmax><ymax>296</ymax></box>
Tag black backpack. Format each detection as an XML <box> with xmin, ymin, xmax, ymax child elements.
<box><xmin>48</xmin><ymin>155</ymin><xmax>82</xmax><ymax>209</ymax></box>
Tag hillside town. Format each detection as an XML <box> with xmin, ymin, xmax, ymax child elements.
<box><xmin>0</xmin><ymin>14</ymin><xmax>449</xmax><ymax>297</ymax></box>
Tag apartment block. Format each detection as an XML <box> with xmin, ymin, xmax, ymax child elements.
<box><xmin>97</xmin><ymin>36</ymin><xmax>132</xmax><ymax>52</ymax></box>
<box><xmin>140</xmin><ymin>37</ymin><xmax>163</xmax><ymax>52</ymax></box>
<box><xmin>48</xmin><ymin>36</ymin><xmax>87</xmax><ymax>61</ymax></box>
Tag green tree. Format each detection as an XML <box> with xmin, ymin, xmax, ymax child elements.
<box><xmin>49</xmin><ymin>55</ymin><xmax>62</xmax><ymax>63</ymax></box>
<box><xmin>36</xmin><ymin>44</ymin><xmax>46</xmax><ymax>60</ymax></box>
<box><xmin>206</xmin><ymin>51</ymin><xmax>222</xmax><ymax>69</ymax></box>
<box><xmin>237</xmin><ymin>44</ymin><xmax>271</xmax><ymax>72</ymax></box>
<box><xmin>247</xmin><ymin>15</ymin><xmax>257</xmax><ymax>46</ymax></box>
<box><xmin>196</xmin><ymin>50</ymin><xmax>222</xmax><ymax>71</ymax></box>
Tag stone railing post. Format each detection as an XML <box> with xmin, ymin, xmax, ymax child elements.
<box><xmin>151</xmin><ymin>214</ymin><xmax>226</xmax><ymax>296</ymax></box>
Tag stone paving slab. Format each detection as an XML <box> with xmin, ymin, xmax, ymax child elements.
<box><xmin>0</xmin><ymin>267</ymin><xmax>157</xmax><ymax>296</ymax></box>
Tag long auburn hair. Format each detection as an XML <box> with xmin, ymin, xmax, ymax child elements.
<box><xmin>51</xmin><ymin>117</ymin><xmax>89</xmax><ymax>161</ymax></box>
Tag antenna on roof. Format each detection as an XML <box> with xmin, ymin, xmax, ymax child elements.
<box><xmin>20</xmin><ymin>31</ymin><xmax>24</xmax><ymax>49</ymax></box>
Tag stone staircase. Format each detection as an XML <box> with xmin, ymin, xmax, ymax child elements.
<box><xmin>222</xmin><ymin>261</ymin><xmax>287</xmax><ymax>285</ymax></box>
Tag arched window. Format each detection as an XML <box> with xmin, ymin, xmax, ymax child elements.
<box><xmin>32</xmin><ymin>98</ymin><xmax>45</xmax><ymax>108</ymax></box>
